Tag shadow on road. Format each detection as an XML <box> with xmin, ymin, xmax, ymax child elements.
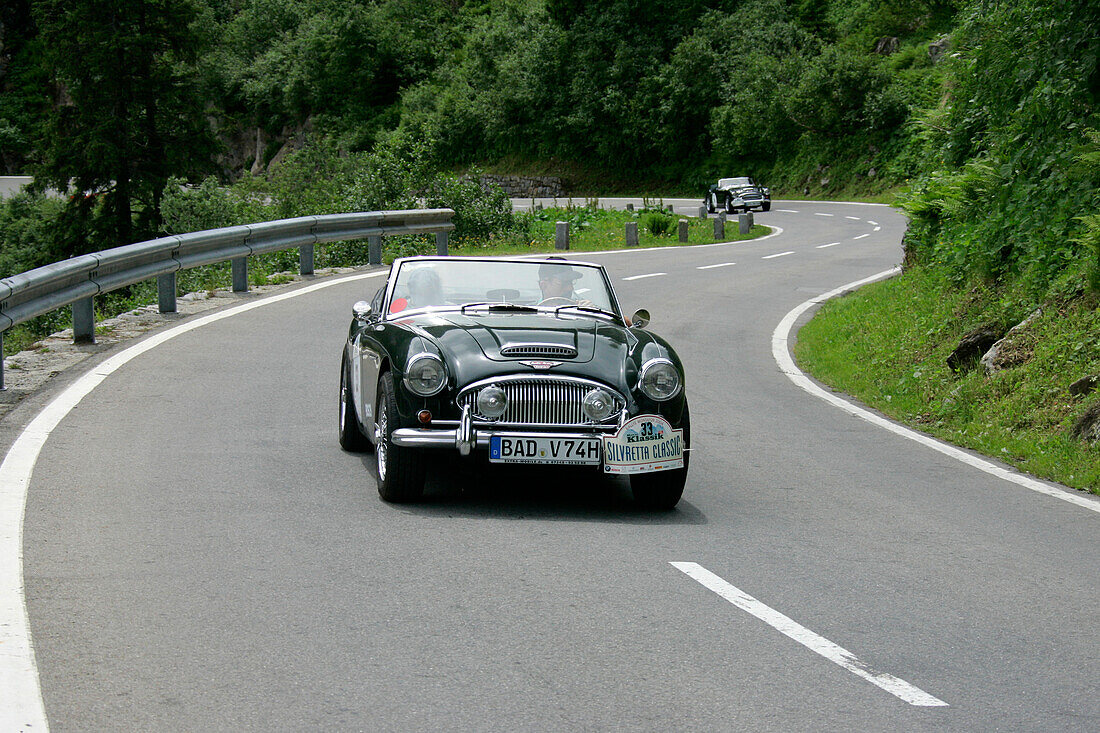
<box><xmin>360</xmin><ymin>454</ymin><xmax>706</xmax><ymax>525</ymax></box>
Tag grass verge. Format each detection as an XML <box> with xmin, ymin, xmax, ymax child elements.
<box><xmin>794</xmin><ymin>264</ymin><xmax>1100</xmax><ymax>495</ymax></box>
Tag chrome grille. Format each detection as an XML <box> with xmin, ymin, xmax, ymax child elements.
<box><xmin>458</xmin><ymin>377</ymin><xmax>623</xmax><ymax>426</ymax></box>
<box><xmin>500</xmin><ymin>344</ymin><xmax>577</xmax><ymax>358</ymax></box>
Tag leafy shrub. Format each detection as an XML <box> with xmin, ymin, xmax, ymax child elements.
<box><xmin>644</xmin><ymin>213</ymin><xmax>673</xmax><ymax>236</ymax></box>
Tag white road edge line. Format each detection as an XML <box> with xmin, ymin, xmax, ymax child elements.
<box><xmin>0</xmin><ymin>270</ymin><xmax>389</xmax><ymax>731</ymax></box>
<box><xmin>623</xmin><ymin>273</ymin><xmax>666</xmax><ymax>281</ymax></box>
<box><xmin>772</xmin><ymin>268</ymin><xmax>1100</xmax><ymax>515</ymax></box>
<box><xmin>670</xmin><ymin>562</ymin><xmax>948</xmax><ymax>707</ymax></box>
<box><xmin>763</xmin><ymin>251</ymin><xmax>794</xmax><ymax>259</ymax></box>
<box><xmin>697</xmin><ymin>262</ymin><xmax>736</xmax><ymax>270</ymax></box>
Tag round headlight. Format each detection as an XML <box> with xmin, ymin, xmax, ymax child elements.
<box><xmin>638</xmin><ymin>358</ymin><xmax>681</xmax><ymax>401</ymax></box>
<box><xmin>477</xmin><ymin>384</ymin><xmax>508</xmax><ymax>418</ymax></box>
<box><xmin>582</xmin><ymin>388</ymin><xmax>616</xmax><ymax>422</ymax></box>
<box><xmin>403</xmin><ymin>354</ymin><xmax>447</xmax><ymax>396</ymax></box>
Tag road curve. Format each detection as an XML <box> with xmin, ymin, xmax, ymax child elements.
<box><xmin>5</xmin><ymin>200</ymin><xmax>1099</xmax><ymax>731</ymax></box>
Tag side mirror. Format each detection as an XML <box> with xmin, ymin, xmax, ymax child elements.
<box><xmin>352</xmin><ymin>300</ymin><xmax>373</xmax><ymax>321</ymax></box>
<box><xmin>631</xmin><ymin>308</ymin><xmax>650</xmax><ymax>329</ymax></box>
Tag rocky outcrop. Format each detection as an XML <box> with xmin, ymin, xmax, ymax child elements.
<box><xmin>947</xmin><ymin>325</ymin><xmax>1004</xmax><ymax>373</ymax></box>
<box><xmin>980</xmin><ymin>309</ymin><xmax>1042</xmax><ymax>374</ymax></box>
<box><xmin>873</xmin><ymin>37</ymin><xmax>899</xmax><ymax>55</ymax></box>
<box><xmin>479</xmin><ymin>175</ymin><xmax>565</xmax><ymax>198</ymax></box>
<box><xmin>1071</xmin><ymin>401</ymin><xmax>1100</xmax><ymax>443</ymax></box>
<box><xmin>1070</xmin><ymin>375</ymin><xmax>1098</xmax><ymax>397</ymax></box>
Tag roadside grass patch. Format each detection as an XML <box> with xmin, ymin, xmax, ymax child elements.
<box><xmin>794</xmin><ymin>265</ymin><xmax>1100</xmax><ymax>494</ymax></box>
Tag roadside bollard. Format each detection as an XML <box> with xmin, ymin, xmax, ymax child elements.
<box><xmin>713</xmin><ymin>215</ymin><xmax>726</xmax><ymax>241</ymax></box>
<box><xmin>625</xmin><ymin>221</ymin><xmax>639</xmax><ymax>248</ymax></box>
<box><xmin>678</xmin><ymin>219</ymin><xmax>689</xmax><ymax>243</ymax></box>
<box><xmin>626</xmin><ymin>203</ymin><xmax>634</xmax><ymax>212</ymax></box>
<box><xmin>739</xmin><ymin>212</ymin><xmax>753</xmax><ymax>235</ymax></box>
<box><xmin>698</xmin><ymin>206</ymin><xmax>707</xmax><ymax>219</ymax></box>
<box><xmin>555</xmin><ymin>221</ymin><xmax>570</xmax><ymax>250</ymax></box>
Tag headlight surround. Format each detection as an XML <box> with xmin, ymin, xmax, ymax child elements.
<box><xmin>582</xmin><ymin>388</ymin><xmax>616</xmax><ymax>422</ymax></box>
<box><xmin>476</xmin><ymin>384</ymin><xmax>508</xmax><ymax>418</ymax></box>
<box><xmin>638</xmin><ymin>358</ymin><xmax>681</xmax><ymax>401</ymax></box>
<box><xmin>403</xmin><ymin>353</ymin><xmax>447</xmax><ymax>396</ymax></box>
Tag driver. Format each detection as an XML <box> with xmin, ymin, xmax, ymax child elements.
<box><xmin>538</xmin><ymin>262</ymin><xmax>585</xmax><ymax>302</ymax></box>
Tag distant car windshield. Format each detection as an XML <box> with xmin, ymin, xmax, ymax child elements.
<box><xmin>386</xmin><ymin>258</ymin><xmax>619</xmax><ymax>317</ymax></box>
<box><xmin>718</xmin><ymin>177</ymin><xmax>753</xmax><ymax>187</ymax></box>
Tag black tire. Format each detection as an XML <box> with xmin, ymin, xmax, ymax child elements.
<box><xmin>630</xmin><ymin>403</ymin><xmax>690</xmax><ymax>510</ymax></box>
<box><xmin>375</xmin><ymin>371</ymin><xmax>426</xmax><ymax>503</ymax></box>
<box><xmin>761</xmin><ymin>201</ymin><xmax>771</xmax><ymax>212</ymax></box>
<box><xmin>705</xmin><ymin>194</ymin><xmax>715</xmax><ymax>214</ymax></box>
<box><xmin>339</xmin><ymin>353</ymin><xmax>371</xmax><ymax>452</ymax></box>
<box><xmin>725</xmin><ymin>197</ymin><xmax>735</xmax><ymax>215</ymax></box>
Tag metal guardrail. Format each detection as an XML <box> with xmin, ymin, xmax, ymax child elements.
<box><xmin>0</xmin><ymin>208</ymin><xmax>456</xmax><ymax>388</ymax></box>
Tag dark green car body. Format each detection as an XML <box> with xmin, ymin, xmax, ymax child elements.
<box><xmin>338</xmin><ymin>256</ymin><xmax>690</xmax><ymax>507</ymax></box>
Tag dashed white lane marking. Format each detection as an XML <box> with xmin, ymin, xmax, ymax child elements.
<box><xmin>671</xmin><ymin>562</ymin><xmax>949</xmax><ymax>707</ymax></box>
<box><xmin>622</xmin><ymin>272</ymin><xmax>666</xmax><ymax>281</ymax></box>
<box><xmin>763</xmin><ymin>251</ymin><xmax>795</xmax><ymax>259</ymax></box>
<box><xmin>816</xmin><ymin>242</ymin><xmax>841</xmax><ymax>249</ymax></box>
<box><xmin>773</xmin><ymin>268</ymin><xmax>1100</xmax><ymax>515</ymax></box>
<box><xmin>853</xmin><ymin>233</ymin><xmax>870</xmax><ymax>240</ymax></box>
<box><xmin>846</xmin><ymin>216</ymin><xmax>861</xmax><ymax>220</ymax></box>
<box><xmin>775</xmin><ymin>209</ymin><xmax>799</xmax><ymax>213</ymax></box>
<box><xmin>697</xmin><ymin>262</ymin><xmax>736</xmax><ymax>270</ymax></box>
<box><xmin>867</xmin><ymin>220</ymin><xmax>879</xmax><ymax>226</ymax></box>
<box><xmin>874</xmin><ymin>226</ymin><xmax>881</xmax><ymax>232</ymax></box>
<box><xmin>0</xmin><ymin>270</ymin><xmax>390</xmax><ymax>732</ymax></box>
<box><xmin>814</xmin><ymin>213</ymin><xmax>835</xmax><ymax>217</ymax></box>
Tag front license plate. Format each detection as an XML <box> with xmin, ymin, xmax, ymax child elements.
<box><xmin>489</xmin><ymin>436</ymin><xmax>601</xmax><ymax>465</ymax></box>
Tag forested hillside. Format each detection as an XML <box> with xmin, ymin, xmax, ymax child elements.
<box><xmin>0</xmin><ymin>0</ymin><xmax>1097</xmax><ymax>298</ymax></box>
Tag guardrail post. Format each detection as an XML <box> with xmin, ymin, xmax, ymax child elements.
<box><xmin>1</xmin><ymin>332</ymin><xmax>5</xmax><ymax>391</ymax></box>
<box><xmin>368</xmin><ymin>235</ymin><xmax>382</xmax><ymax>265</ymax></box>
<box><xmin>158</xmin><ymin>272</ymin><xmax>177</xmax><ymax>313</ymax></box>
<box><xmin>435</xmin><ymin>231</ymin><xmax>449</xmax><ymax>256</ymax></box>
<box><xmin>713</xmin><ymin>215</ymin><xmax>726</xmax><ymax>241</ymax></box>
<box><xmin>231</xmin><ymin>257</ymin><xmax>248</xmax><ymax>292</ymax></box>
<box><xmin>555</xmin><ymin>222</ymin><xmax>569</xmax><ymax>250</ymax></box>
<box><xmin>300</xmin><ymin>244</ymin><xmax>314</xmax><ymax>276</ymax></box>
<box><xmin>73</xmin><ymin>297</ymin><xmax>95</xmax><ymax>344</ymax></box>
<box><xmin>625</xmin><ymin>221</ymin><xmax>639</xmax><ymax>248</ymax></box>
<box><xmin>739</xmin><ymin>212</ymin><xmax>753</xmax><ymax>234</ymax></box>
<box><xmin>678</xmin><ymin>219</ymin><xmax>689</xmax><ymax>243</ymax></box>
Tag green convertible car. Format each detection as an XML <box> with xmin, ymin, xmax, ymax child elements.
<box><xmin>339</xmin><ymin>256</ymin><xmax>690</xmax><ymax>509</ymax></box>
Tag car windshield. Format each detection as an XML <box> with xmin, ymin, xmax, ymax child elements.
<box><xmin>719</xmin><ymin>177</ymin><xmax>753</xmax><ymax>187</ymax></box>
<box><xmin>386</xmin><ymin>258</ymin><xmax>620</xmax><ymax>318</ymax></box>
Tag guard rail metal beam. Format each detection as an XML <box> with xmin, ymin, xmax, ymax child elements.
<box><xmin>0</xmin><ymin>208</ymin><xmax>455</xmax><ymax>388</ymax></box>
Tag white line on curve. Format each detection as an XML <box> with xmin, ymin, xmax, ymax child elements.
<box><xmin>670</xmin><ymin>562</ymin><xmax>948</xmax><ymax>707</ymax></box>
<box><xmin>874</xmin><ymin>227</ymin><xmax>881</xmax><ymax>232</ymax></box>
<box><xmin>772</xmin><ymin>268</ymin><xmax>1100</xmax><ymax>515</ymax></box>
<box><xmin>846</xmin><ymin>216</ymin><xmax>861</xmax><ymax>220</ymax></box>
<box><xmin>853</xmin><ymin>234</ymin><xmax>870</xmax><ymax>240</ymax></box>
<box><xmin>814</xmin><ymin>213</ymin><xmax>835</xmax><ymax>217</ymax></box>
<box><xmin>763</xmin><ymin>252</ymin><xmax>794</xmax><ymax>259</ymax></box>
<box><xmin>0</xmin><ymin>270</ymin><xmax>390</xmax><ymax>731</ymax></box>
<box><xmin>623</xmin><ymin>273</ymin><xmax>666</xmax><ymax>281</ymax></box>
<box><xmin>697</xmin><ymin>262</ymin><xmax>736</xmax><ymax>270</ymax></box>
<box><xmin>775</xmin><ymin>209</ymin><xmax>799</xmax><ymax>213</ymax></box>
<box><xmin>816</xmin><ymin>243</ymin><xmax>841</xmax><ymax>249</ymax></box>
<box><xmin>867</xmin><ymin>220</ymin><xmax>879</xmax><ymax>225</ymax></box>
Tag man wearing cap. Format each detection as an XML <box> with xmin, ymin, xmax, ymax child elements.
<box><xmin>537</xmin><ymin>261</ymin><xmax>588</xmax><ymax>304</ymax></box>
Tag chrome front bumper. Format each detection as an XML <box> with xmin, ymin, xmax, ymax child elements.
<box><xmin>391</xmin><ymin>405</ymin><xmax>617</xmax><ymax>455</ymax></box>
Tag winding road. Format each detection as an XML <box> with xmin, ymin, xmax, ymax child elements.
<box><xmin>4</xmin><ymin>200</ymin><xmax>1098</xmax><ymax>731</ymax></box>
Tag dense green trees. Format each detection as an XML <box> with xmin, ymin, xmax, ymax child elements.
<box><xmin>0</xmin><ymin>0</ymin><xmax>1097</xmax><ymax>300</ymax></box>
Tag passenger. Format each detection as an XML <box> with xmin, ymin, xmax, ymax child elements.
<box><xmin>407</xmin><ymin>267</ymin><xmax>444</xmax><ymax>308</ymax></box>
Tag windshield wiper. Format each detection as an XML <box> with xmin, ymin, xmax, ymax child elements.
<box><xmin>553</xmin><ymin>304</ymin><xmax>618</xmax><ymax>319</ymax></box>
<box><xmin>460</xmin><ymin>302</ymin><xmax>539</xmax><ymax>313</ymax></box>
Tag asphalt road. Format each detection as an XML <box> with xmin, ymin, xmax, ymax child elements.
<box><xmin>13</xmin><ymin>200</ymin><xmax>1100</xmax><ymax>730</ymax></box>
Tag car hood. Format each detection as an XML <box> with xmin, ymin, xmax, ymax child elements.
<box><xmin>397</xmin><ymin>311</ymin><xmax>636</xmax><ymax>388</ymax></box>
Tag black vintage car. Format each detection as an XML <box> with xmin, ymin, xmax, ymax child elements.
<box><xmin>706</xmin><ymin>177</ymin><xmax>771</xmax><ymax>214</ymax></box>
<box><xmin>339</xmin><ymin>256</ymin><xmax>690</xmax><ymax>509</ymax></box>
